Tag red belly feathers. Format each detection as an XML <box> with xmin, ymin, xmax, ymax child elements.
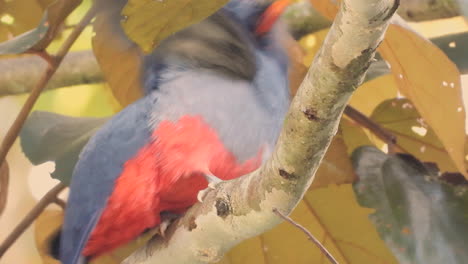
<box><xmin>82</xmin><ymin>115</ymin><xmax>262</xmax><ymax>257</ymax></box>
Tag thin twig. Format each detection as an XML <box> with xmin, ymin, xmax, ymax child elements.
<box><xmin>344</xmin><ymin>105</ymin><xmax>404</xmax><ymax>153</ymax></box>
<box><xmin>344</xmin><ymin>105</ymin><xmax>396</xmax><ymax>144</ymax></box>
<box><xmin>54</xmin><ymin>197</ymin><xmax>67</xmax><ymax>210</ymax></box>
<box><xmin>272</xmin><ymin>208</ymin><xmax>339</xmax><ymax>264</ymax></box>
<box><xmin>0</xmin><ymin>183</ymin><xmax>66</xmax><ymax>257</ymax></box>
<box><xmin>0</xmin><ymin>4</ymin><xmax>98</xmax><ymax>165</ymax></box>
<box><xmin>0</xmin><ymin>161</ymin><xmax>8</xmax><ymax>217</ymax></box>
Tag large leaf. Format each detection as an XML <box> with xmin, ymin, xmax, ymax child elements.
<box><xmin>352</xmin><ymin>146</ymin><xmax>468</xmax><ymax>264</ymax></box>
<box><xmin>371</xmin><ymin>98</ymin><xmax>462</xmax><ymax>174</ymax></box>
<box><xmin>19</xmin><ymin>111</ymin><xmax>107</xmax><ymax>184</ymax></box>
<box><xmin>121</xmin><ymin>0</ymin><xmax>228</xmax><ymax>53</ymax></box>
<box><xmin>0</xmin><ymin>0</ymin><xmax>82</xmax><ymax>54</ymax></box>
<box><xmin>349</xmin><ymin>74</ymin><xmax>398</xmax><ymax>116</ymax></box>
<box><xmin>220</xmin><ymin>185</ymin><xmax>398</xmax><ymax>263</ymax></box>
<box><xmin>379</xmin><ymin>24</ymin><xmax>467</xmax><ymax>178</ymax></box>
<box><xmin>92</xmin><ymin>3</ymin><xmax>143</xmax><ymax>107</ymax></box>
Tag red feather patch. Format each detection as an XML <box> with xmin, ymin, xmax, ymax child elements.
<box><xmin>83</xmin><ymin>115</ymin><xmax>262</xmax><ymax>257</ymax></box>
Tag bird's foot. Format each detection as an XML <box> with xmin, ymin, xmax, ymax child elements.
<box><xmin>197</xmin><ymin>174</ymin><xmax>223</xmax><ymax>202</ymax></box>
<box><xmin>158</xmin><ymin>212</ymin><xmax>180</xmax><ymax>238</ymax></box>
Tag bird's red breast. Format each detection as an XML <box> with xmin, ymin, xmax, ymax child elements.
<box><xmin>82</xmin><ymin>115</ymin><xmax>262</xmax><ymax>257</ymax></box>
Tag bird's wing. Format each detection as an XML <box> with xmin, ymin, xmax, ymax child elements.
<box><xmin>59</xmin><ymin>95</ymin><xmax>156</xmax><ymax>264</ymax></box>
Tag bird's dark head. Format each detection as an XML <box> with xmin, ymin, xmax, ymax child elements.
<box><xmin>142</xmin><ymin>0</ymin><xmax>291</xmax><ymax>93</ymax></box>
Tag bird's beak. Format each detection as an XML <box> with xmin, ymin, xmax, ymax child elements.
<box><xmin>255</xmin><ymin>0</ymin><xmax>291</xmax><ymax>36</ymax></box>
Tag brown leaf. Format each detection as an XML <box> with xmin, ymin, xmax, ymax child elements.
<box><xmin>121</xmin><ymin>0</ymin><xmax>229</xmax><ymax>53</ymax></box>
<box><xmin>379</xmin><ymin>25</ymin><xmax>466</xmax><ymax>177</ymax></box>
<box><xmin>309</xmin><ymin>0</ymin><xmax>339</xmax><ymax>20</ymax></box>
<box><xmin>0</xmin><ymin>161</ymin><xmax>8</xmax><ymax>217</ymax></box>
<box><xmin>312</xmin><ymin>131</ymin><xmax>357</xmax><ymax>189</ymax></box>
<box><xmin>92</xmin><ymin>6</ymin><xmax>143</xmax><ymax>107</ymax></box>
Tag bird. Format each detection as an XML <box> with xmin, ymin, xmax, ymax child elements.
<box><xmin>59</xmin><ymin>0</ymin><xmax>291</xmax><ymax>263</ymax></box>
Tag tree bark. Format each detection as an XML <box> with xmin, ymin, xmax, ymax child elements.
<box><xmin>123</xmin><ymin>0</ymin><xmax>398</xmax><ymax>263</ymax></box>
<box><xmin>0</xmin><ymin>51</ymin><xmax>102</xmax><ymax>96</ymax></box>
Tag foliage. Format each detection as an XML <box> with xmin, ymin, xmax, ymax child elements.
<box><xmin>121</xmin><ymin>0</ymin><xmax>229</xmax><ymax>53</ymax></box>
<box><xmin>0</xmin><ymin>0</ymin><xmax>467</xmax><ymax>263</ymax></box>
<box><xmin>353</xmin><ymin>146</ymin><xmax>468</xmax><ymax>263</ymax></box>
<box><xmin>0</xmin><ymin>0</ymin><xmax>82</xmax><ymax>54</ymax></box>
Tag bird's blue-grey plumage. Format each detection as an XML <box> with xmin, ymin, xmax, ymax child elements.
<box><xmin>60</xmin><ymin>1</ymin><xmax>290</xmax><ymax>263</ymax></box>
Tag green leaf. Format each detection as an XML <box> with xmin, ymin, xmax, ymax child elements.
<box><xmin>20</xmin><ymin>111</ymin><xmax>107</xmax><ymax>184</ymax></box>
<box><xmin>121</xmin><ymin>0</ymin><xmax>228</xmax><ymax>53</ymax></box>
<box><xmin>352</xmin><ymin>146</ymin><xmax>468</xmax><ymax>264</ymax></box>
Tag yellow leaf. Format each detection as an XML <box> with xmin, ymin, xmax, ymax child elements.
<box><xmin>298</xmin><ymin>28</ymin><xmax>329</xmax><ymax>66</ymax></box>
<box><xmin>221</xmin><ymin>185</ymin><xmax>398</xmax><ymax>263</ymax></box>
<box><xmin>0</xmin><ymin>0</ymin><xmax>44</xmax><ymax>41</ymax></box>
<box><xmin>379</xmin><ymin>25</ymin><xmax>467</xmax><ymax>177</ymax></box>
<box><xmin>121</xmin><ymin>0</ymin><xmax>228</xmax><ymax>53</ymax></box>
<box><xmin>349</xmin><ymin>74</ymin><xmax>398</xmax><ymax>116</ymax></box>
<box><xmin>312</xmin><ymin>131</ymin><xmax>357</xmax><ymax>189</ymax></box>
<box><xmin>92</xmin><ymin>7</ymin><xmax>143</xmax><ymax>107</ymax></box>
<box><xmin>340</xmin><ymin>118</ymin><xmax>375</xmax><ymax>154</ymax></box>
<box><xmin>371</xmin><ymin>98</ymin><xmax>462</xmax><ymax>173</ymax></box>
<box><xmin>308</xmin><ymin>0</ymin><xmax>467</xmax><ymax>177</ymax></box>
<box><xmin>34</xmin><ymin>209</ymin><xmax>63</xmax><ymax>264</ymax></box>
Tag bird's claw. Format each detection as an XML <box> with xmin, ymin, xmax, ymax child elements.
<box><xmin>197</xmin><ymin>173</ymin><xmax>223</xmax><ymax>202</ymax></box>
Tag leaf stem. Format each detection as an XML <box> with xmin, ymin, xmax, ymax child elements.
<box><xmin>0</xmin><ymin>183</ymin><xmax>66</xmax><ymax>258</ymax></box>
<box><xmin>273</xmin><ymin>208</ymin><xmax>339</xmax><ymax>264</ymax></box>
<box><xmin>0</xmin><ymin>4</ymin><xmax>98</xmax><ymax>165</ymax></box>
<box><xmin>344</xmin><ymin>105</ymin><xmax>404</xmax><ymax>153</ymax></box>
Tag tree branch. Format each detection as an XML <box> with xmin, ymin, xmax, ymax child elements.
<box><xmin>0</xmin><ymin>183</ymin><xmax>66</xmax><ymax>258</ymax></box>
<box><xmin>0</xmin><ymin>4</ymin><xmax>98</xmax><ymax>165</ymax></box>
<box><xmin>123</xmin><ymin>0</ymin><xmax>398</xmax><ymax>263</ymax></box>
<box><xmin>285</xmin><ymin>0</ymin><xmax>464</xmax><ymax>37</ymax></box>
<box><xmin>0</xmin><ymin>51</ymin><xmax>102</xmax><ymax>96</ymax></box>
<box><xmin>0</xmin><ymin>161</ymin><xmax>8</xmax><ymax>217</ymax></box>
<box><xmin>397</xmin><ymin>0</ymin><xmax>463</xmax><ymax>21</ymax></box>
<box><xmin>272</xmin><ymin>208</ymin><xmax>338</xmax><ymax>264</ymax></box>
<box><xmin>0</xmin><ymin>23</ymin><xmax>467</xmax><ymax>98</ymax></box>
